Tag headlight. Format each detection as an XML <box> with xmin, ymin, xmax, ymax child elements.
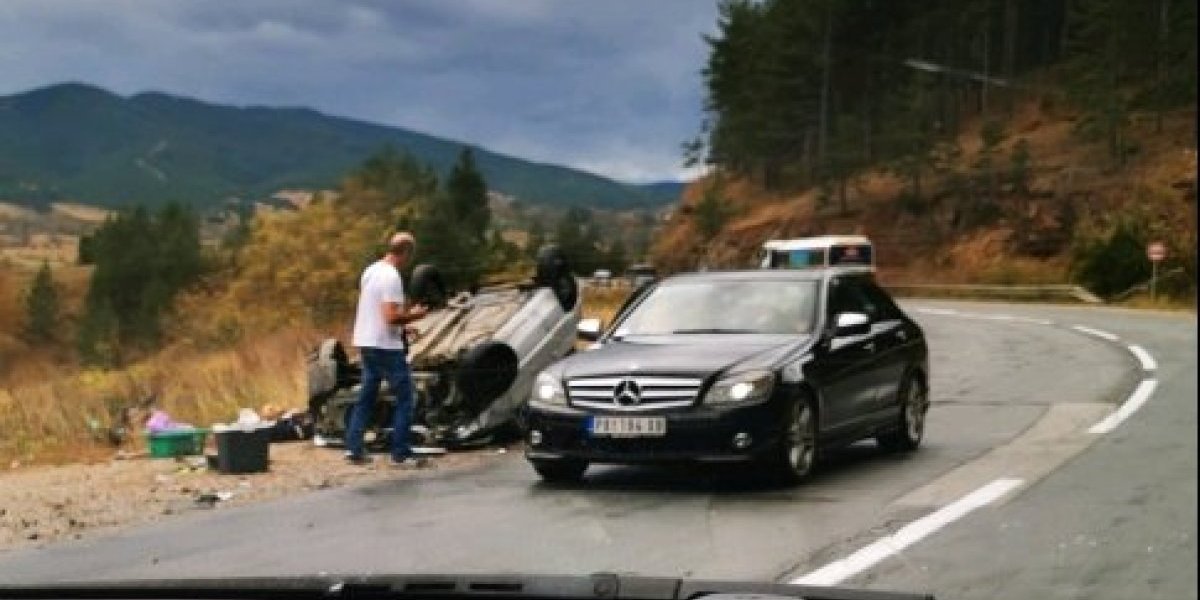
<box><xmin>704</xmin><ymin>370</ymin><xmax>775</xmax><ymax>404</ymax></box>
<box><xmin>533</xmin><ymin>371</ymin><xmax>567</xmax><ymax>406</ymax></box>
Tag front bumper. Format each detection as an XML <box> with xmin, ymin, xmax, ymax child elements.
<box><xmin>524</xmin><ymin>399</ymin><xmax>787</xmax><ymax>464</ymax></box>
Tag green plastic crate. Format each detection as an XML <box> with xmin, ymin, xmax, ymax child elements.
<box><xmin>146</xmin><ymin>429</ymin><xmax>209</xmax><ymax>458</ymax></box>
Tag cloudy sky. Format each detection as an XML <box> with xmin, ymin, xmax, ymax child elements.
<box><xmin>0</xmin><ymin>1</ymin><xmax>720</xmax><ymax>183</ymax></box>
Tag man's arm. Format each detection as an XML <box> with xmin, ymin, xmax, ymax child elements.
<box><xmin>382</xmin><ymin>301</ymin><xmax>428</xmax><ymax>326</ymax></box>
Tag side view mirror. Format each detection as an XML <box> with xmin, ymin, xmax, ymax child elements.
<box><xmin>834</xmin><ymin>312</ymin><xmax>870</xmax><ymax>337</ymax></box>
<box><xmin>577</xmin><ymin>317</ymin><xmax>602</xmax><ymax>342</ymax></box>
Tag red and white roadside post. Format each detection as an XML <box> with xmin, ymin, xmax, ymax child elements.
<box><xmin>1147</xmin><ymin>241</ymin><xmax>1167</xmax><ymax>300</ymax></box>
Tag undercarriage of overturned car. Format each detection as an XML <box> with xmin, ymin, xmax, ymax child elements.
<box><xmin>306</xmin><ymin>247</ymin><xmax>581</xmax><ymax>450</ymax></box>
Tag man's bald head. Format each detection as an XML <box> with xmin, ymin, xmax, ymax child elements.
<box><xmin>388</xmin><ymin>232</ymin><xmax>415</xmax><ymax>254</ymax></box>
<box><xmin>387</xmin><ymin>232</ymin><xmax>416</xmax><ymax>264</ymax></box>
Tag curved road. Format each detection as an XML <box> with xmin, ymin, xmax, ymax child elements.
<box><xmin>0</xmin><ymin>301</ymin><xmax>1193</xmax><ymax>599</ymax></box>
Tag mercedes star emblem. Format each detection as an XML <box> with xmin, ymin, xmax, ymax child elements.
<box><xmin>613</xmin><ymin>378</ymin><xmax>642</xmax><ymax>407</ymax></box>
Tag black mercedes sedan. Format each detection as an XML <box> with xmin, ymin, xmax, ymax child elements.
<box><xmin>523</xmin><ymin>267</ymin><xmax>929</xmax><ymax>484</ymax></box>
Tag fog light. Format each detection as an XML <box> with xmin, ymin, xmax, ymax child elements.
<box><xmin>530</xmin><ymin>430</ymin><xmax>543</xmax><ymax>445</ymax></box>
<box><xmin>732</xmin><ymin>432</ymin><xmax>753</xmax><ymax>449</ymax></box>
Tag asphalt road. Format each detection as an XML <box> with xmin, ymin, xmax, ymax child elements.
<box><xmin>0</xmin><ymin>301</ymin><xmax>1193</xmax><ymax>600</ymax></box>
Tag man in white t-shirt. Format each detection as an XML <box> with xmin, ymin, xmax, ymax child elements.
<box><xmin>346</xmin><ymin>232</ymin><xmax>429</xmax><ymax>465</ymax></box>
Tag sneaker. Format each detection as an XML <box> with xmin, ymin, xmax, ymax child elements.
<box><xmin>345</xmin><ymin>453</ymin><xmax>373</xmax><ymax>465</ymax></box>
<box><xmin>390</xmin><ymin>456</ymin><xmax>429</xmax><ymax>469</ymax></box>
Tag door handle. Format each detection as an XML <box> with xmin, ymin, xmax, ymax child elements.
<box><xmin>896</xmin><ymin>330</ymin><xmax>907</xmax><ymax>341</ymax></box>
<box><xmin>863</xmin><ymin>342</ymin><xmax>875</xmax><ymax>352</ymax></box>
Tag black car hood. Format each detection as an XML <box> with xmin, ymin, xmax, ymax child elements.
<box><xmin>558</xmin><ymin>335</ymin><xmax>810</xmax><ymax>380</ymax></box>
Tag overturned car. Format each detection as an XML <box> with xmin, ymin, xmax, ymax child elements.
<box><xmin>306</xmin><ymin>247</ymin><xmax>581</xmax><ymax>448</ymax></box>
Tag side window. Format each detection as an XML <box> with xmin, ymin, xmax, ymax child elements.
<box><xmin>860</xmin><ymin>281</ymin><xmax>901</xmax><ymax>321</ymax></box>
<box><xmin>827</xmin><ymin>277</ymin><xmax>874</xmax><ymax>319</ymax></box>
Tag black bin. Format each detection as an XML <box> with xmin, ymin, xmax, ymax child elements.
<box><xmin>214</xmin><ymin>426</ymin><xmax>271</xmax><ymax>474</ymax></box>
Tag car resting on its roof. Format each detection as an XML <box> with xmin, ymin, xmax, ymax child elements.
<box><xmin>306</xmin><ymin>245</ymin><xmax>581</xmax><ymax>449</ymax></box>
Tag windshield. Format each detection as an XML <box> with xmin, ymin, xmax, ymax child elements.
<box><xmin>615</xmin><ymin>280</ymin><xmax>818</xmax><ymax>336</ymax></box>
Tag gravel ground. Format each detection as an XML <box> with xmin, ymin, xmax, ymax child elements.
<box><xmin>0</xmin><ymin>441</ymin><xmax>513</xmax><ymax>552</ymax></box>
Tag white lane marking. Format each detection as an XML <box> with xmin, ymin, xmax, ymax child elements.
<box><xmin>914</xmin><ymin>307</ymin><xmax>960</xmax><ymax>316</ymax></box>
<box><xmin>791</xmin><ymin>478</ymin><xmax>1024</xmax><ymax>586</ymax></box>
<box><xmin>914</xmin><ymin>307</ymin><xmax>1051</xmax><ymax>325</ymax></box>
<box><xmin>1071</xmin><ymin>324</ymin><xmax>1120</xmax><ymax>341</ymax></box>
<box><xmin>1013</xmin><ymin>316</ymin><xmax>1054</xmax><ymax>326</ymax></box>
<box><xmin>978</xmin><ymin>314</ymin><xmax>1016</xmax><ymax>321</ymax></box>
<box><xmin>1127</xmin><ymin>345</ymin><xmax>1157</xmax><ymax>371</ymax></box>
<box><xmin>1088</xmin><ymin>379</ymin><xmax>1159</xmax><ymax>434</ymax></box>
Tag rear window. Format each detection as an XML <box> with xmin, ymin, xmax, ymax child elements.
<box><xmin>829</xmin><ymin>244</ymin><xmax>873</xmax><ymax>266</ymax></box>
<box><xmin>769</xmin><ymin>249</ymin><xmax>826</xmax><ymax>268</ymax></box>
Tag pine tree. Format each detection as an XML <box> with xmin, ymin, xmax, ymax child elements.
<box><xmin>77</xmin><ymin>204</ymin><xmax>204</xmax><ymax>363</ymax></box>
<box><xmin>526</xmin><ymin>220</ymin><xmax>546</xmax><ymax>258</ymax></box>
<box><xmin>695</xmin><ymin>186</ymin><xmax>728</xmax><ymax>237</ymax></box>
<box><xmin>605</xmin><ymin>238</ymin><xmax>630</xmax><ymax>274</ymax></box>
<box><xmin>24</xmin><ymin>261</ymin><xmax>59</xmax><ymax>343</ymax></box>
<box><xmin>446</xmin><ymin>148</ymin><xmax>490</xmax><ymax>245</ymax></box>
<box><xmin>408</xmin><ymin>147</ymin><xmax>495</xmax><ymax>291</ymax></box>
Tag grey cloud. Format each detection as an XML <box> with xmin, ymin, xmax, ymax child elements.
<box><xmin>1</xmin><ymin>0</ymin><xmax>719</xmax><ymax>182</ymax></box>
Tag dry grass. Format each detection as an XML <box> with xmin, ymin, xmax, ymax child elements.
<box><xmin>581</xmin><ymin>284</ymin><xmax>632</xmax><ymax>325</ymax></box>
<box><xmin>0</xmin><ymin>326</ymin><xmax>321</xmax><ymax>467</ymax></box>
<box><xmin>1116</xmin><ymin>293</ymin><xmax>1197</xmax><ymax>312</ymax></box>
<box><xmin>654</xmin><ymin>101</ymin><xmax>1196</xmax><ymax>289</ymax></box>
<box><xmin>0</xmin><ymin>202</ymin><xmax>39</xmax><ymax>221</ymax></box>
<box><xmin>49</xmin><ymin>203</ymin><xmax>113</xmax><ymax>223</ymax></box>
<box><xmin>2</xmin><ymin>282</ymin><xmax>635</xmax><ymax>467</ymax></box>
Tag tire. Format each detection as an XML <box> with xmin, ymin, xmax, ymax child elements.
<box><xmin>410</xmin><ymin>263</ymin><xmax>448</xmax><ymax>308</ymax></box>
<box><xmin>307</xmin><ymin>338</ymin><xmax>345</xmax><ymax>400</ymax></box>
<box><xmin>534</xmin><ymin>245</ymin><xmax>578</xmax><ymax>311</ymax></box>
<box><xmin>531</xmin><ymin>458</ymin><xmax>588</xmax><ymax>483</ymax></box>
<box><xmin>455</xmin><ymin>341</ymin><xmax>520</xmax><ymax>411</ymax></box>
<box><xmin>877</xmin><ymin>374</ymin><xmax>928</xmax><ymax>453</ymax></box>
<box><xmin>767</xmin><ymin>396</ymin><xmax>819</xmax><ymax>484</ymax></box>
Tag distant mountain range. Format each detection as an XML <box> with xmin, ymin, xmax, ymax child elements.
<box><xmin>0</xmin><ymin>83</ymin><xmax>685</xmax><ymax>211</ymax></box>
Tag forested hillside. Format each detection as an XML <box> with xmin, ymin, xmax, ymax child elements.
<box><xmin>659</xmin><ymin>0</ymin><xmax>1196</xmax><ymax>299</ymax></box>
<box><xmin>0</xmin><ymin>83</ymin><xmax>678</xmax><ymax>210</ymax></box>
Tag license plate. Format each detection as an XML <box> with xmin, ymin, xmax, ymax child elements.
<box><xmin>589</xmin><ymin>416</ymin><xmax>667</xmax><ymax>438</ymax></box>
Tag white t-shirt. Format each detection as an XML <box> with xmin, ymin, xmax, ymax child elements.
<box><xmin>351</xmin><ymin>260</ymin><xmax>407</xmax><ymax>350</ymax></box>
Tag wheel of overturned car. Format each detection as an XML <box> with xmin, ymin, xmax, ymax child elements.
<box><xmin>456</xmin><ymin>341</ymin><xmax>520</xmax><ymax>411</ymax></box>
<box><xmin>877</xmin><ymin>374</ymin><xmax>927</xmax><ymax>453</ymax></box>
<box><xmin>531</xmin><ymin>458</ymin><xmax>588</xmax><ymax>483</ymax></box>
<box><xmin>410</xmin><ymin>263</ymin><xmax>448</xmax><ymax>308</ymax></box>
<box><xmin>769</xmin><ymin>396</ymin><xmax>818</xmax><ymax>484</ymax></box>
<box><xmin>534</xmin><ymin>245</ymin><xmax>578</xmax><ymax>311</ymax></box>
<box><xmin>307</xmin><ymin>338</ymin><xmax>347</xmax><ymax>400</ymax></box>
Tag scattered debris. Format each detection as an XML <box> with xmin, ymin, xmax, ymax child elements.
<box><xmin>194</xmin><ymin>493</ymin><xmax>219</xmax><ymax>508</ymax></box>
<box><xmin>236</xmin><ymin>408</ymin><xmax>262</xmax><ymax>427</ymax></box>
<box><xmin>1</xmin><ymin>441</ymin><xmax>501</xmax><ymax>551</ymax></box>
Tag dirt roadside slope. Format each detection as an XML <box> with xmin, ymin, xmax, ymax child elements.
<box><xmin>0</xmin><ymin>441</ymin><xmax>513</xmax><ymax>553</ymax></box>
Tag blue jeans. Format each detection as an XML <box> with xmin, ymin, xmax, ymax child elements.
<box><xmin>346</xmin><ymin>347</ymin><xmax>414</xmax><ymax>459</ymax></box>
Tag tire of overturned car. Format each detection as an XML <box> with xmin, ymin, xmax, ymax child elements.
<box><xmin>410</xmin><ymin>263</ymin><xmax>449</xmax><ymax>308</ymax></box>
<box><xmin>308</xmin><ymin>338</ymin><xmax>350</xmax><ymax>401</ymax></box>
<box><xmin>455</xmin><ymin>340</ymin><xmax>521</xmax><ymax>411</ymax></box>
<box><xmin>534</xmin><ymin>244</ymin><xmax>578</xmax><ymax>311</ymax></box>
